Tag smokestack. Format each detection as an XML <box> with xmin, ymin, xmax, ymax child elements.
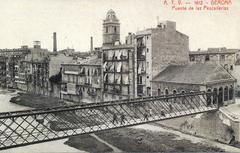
<box><xmin>53</xmin><ymin>32</ymin><xmax>57</xmax><ymax>52</ymax></box>
<box><xmin>90</xmin><ymin>36</ymin><xmax>93</xmax><ymax>52</ymax></box>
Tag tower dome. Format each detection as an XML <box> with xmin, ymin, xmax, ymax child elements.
<box><xmin>102</xmin><ymin>9</ymin><xmax>120</xmax><ymax>46</ymax></box>
<box><xmin>105</xmin><ymin>9</ymin><xmax>118</xmax><ymax>22</ymax></box>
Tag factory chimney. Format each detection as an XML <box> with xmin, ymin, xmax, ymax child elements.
<box><xmin>53</xmin><ymin>32</ymin><xmax>57</xmax><ymax>52</ymax></box>
<box><xmin>90</xmin><ymin>36</ymin><xmax>93</xmax><ymax>52</ymax></box>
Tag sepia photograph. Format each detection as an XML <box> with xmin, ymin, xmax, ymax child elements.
<box><xmin>0</xmin><ymin>0</ymin><xmax>240</xmax><ymax>152</ymax></box>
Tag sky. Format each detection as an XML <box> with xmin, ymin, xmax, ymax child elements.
<box><xmin>0</xmin><ymin>0</ymin><xmax>239</xmax><ymax>52</ymax></box>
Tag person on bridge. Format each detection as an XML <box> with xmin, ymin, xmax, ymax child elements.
<box><xmin>144</xmin><ymin>113</ymin><xmax>148</xmax><ymax>121</ymax></box>
<box><xmin>120</xmin><ymin>114</ymin><xmax>125</xmax><ymax>124</ymax></box>
<box><xmin>169</xmin><ymin>104</ymin><xmax>173</xmax><ymax>112</ymax></box>
<box><xmin>149</xmin><ymin>108</ymin><xmax>153</xmax><ymax>117</ymax></box>
<box><xmin>112</xmin><ymin>114</ymin><xmax>118</xmax><ymax>124</ymax></box>
<box><xmin>161</xmin><ymin>110</ymin><xmax>166</xmax><ymax>117</ymax></box>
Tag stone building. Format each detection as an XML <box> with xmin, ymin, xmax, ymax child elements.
<box><xmin>0</xmin><ymin>41</ymin><xmax>50</xmax><ymax>93</ymax></box>
<box><xmin>15</xmin><ymin>42</ymin><xmax>50</xmax><ymax>94</ymax></box>
<box><xmin>135</xmin><ymin>21</ymin><xmax>189</xmax><ymax>97</ymax></box>
<box><xmin>16</xmin><ymin>60</ymin><xmax>49</xmax><ymax>95</ymax></box>
<box><xmin>189</xmin><ymin>48</ymin><xmax>240</xmax><ymax>85</ymax></box>
<box><xmin>0</xmin><ymin>47</ymin><xmax>30</xmax><ymax>88</ymax></box>
<box><xmin>0</xmin><ymin>56</ymin><xmax>6</xmax><ymax>87</ymax></box>
<box><xmin>102</xmin><ymin>44</ymin><xmax>135</xmax><ymax>101</ymax></box>
<box><xmin>61</xmin><ymin>55</ymin><xmax>102</xmax><ymax>103</ymax></box>
<box><xmin>151</xmin><ymin>64</ymin><xmax>236</xmax><ymax>106</ymax></box>
<box><xmin>189</xmin><ymin>48</ymin><xmax>239</xmax><ymax>70</ymax></box>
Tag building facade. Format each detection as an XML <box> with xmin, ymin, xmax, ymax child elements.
<box><xmin>0</xmin><ymin>47</ymin><xmax>30</xmax><ymax>88</ymax></box>
<box><xmin>189</xmin><ymin>48</ymin><xmax>240</xmax><ymax>85</ymax></box>
<box><xmin>0</xmin><ymin>42</ymin><xmax>50</xmax><ymax>94</ymax></box>
<box><xmin>152</xmin><ymin>64</ymin><xmax>236</xmax><ymax>106</ymax></box>
<box><xmin>102</xmin><ymin>44</ymin><xmax>135</xmax><ymax>101</ymax></box>
<box><xmin>61</xmin><ymin>56</ymin><xmax>102</xmax><ymax>103</ymax></box>
<box><xmin>135</xmin><ymin>21</ymin><xmax>189</xmax><ymax>97</ymax></box>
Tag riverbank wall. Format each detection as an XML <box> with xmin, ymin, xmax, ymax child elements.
<box><xmin>159</xmin><ymin>110</ymin><xmax>240</xmax><ymax>145</ymax></box>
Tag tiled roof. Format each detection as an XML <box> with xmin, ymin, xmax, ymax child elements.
<box><xmin>78</xmin><ymin>55</ymin><xmax>101</xmax><ymax>65</ymax></box>
<box><xmin>152</xmin><ymin>64</ymin><xmax>236</xmax><ymax>85</ymax></box>
<box><xmin>236</xmin><ymin>59</ymin><xmax>240</xmax><ymax>65</ymax></box>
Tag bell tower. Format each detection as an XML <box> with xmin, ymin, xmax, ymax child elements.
<box><xmin>103</xmin><ymin>9</ymin><xmax>120</xmax><ymax>46</ymax></box>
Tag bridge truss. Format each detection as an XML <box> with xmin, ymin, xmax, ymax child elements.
<box><xmin>0</xmin><ymin>92</ymin><xmax>218</xmax><ymax>150</ymax></box>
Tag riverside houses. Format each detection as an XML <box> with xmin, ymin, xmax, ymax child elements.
<box><xmin>61</xmin><ymin>55</ymin><xmax>102</xmax><ymax>103</ymax></box>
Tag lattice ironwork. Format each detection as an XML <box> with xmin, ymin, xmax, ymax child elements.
<box><xmin>0</xmin><ymin>91</ymin><xmax>218</xmax><ymax>150</ymax></box>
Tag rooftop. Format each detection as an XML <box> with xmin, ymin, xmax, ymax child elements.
<box><xmin>102</xmin><ymin>44</ymin><xmax>134</xmax><ymax>50</ymax></box>
<box><xmin>62</xmin><ymin>55</ymin><xmax>101</xmax><ymax>66</ymax></box>
<box><xmin>79</xmin><ymin>55</ymin><xmax>101</xmax><ymax>65</ymax></box>
<box><xmin>152</xmin><ymin>64</ymin><xmax>236</xmax><ymax>85</ymax></box>
<box><xmin>190</xmin><ymin>48</ymin><xmax>240</xmax><ymax>55</ymax></box>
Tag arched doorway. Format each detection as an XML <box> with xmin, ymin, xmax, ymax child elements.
<box><xmin>229</xmin><ymin>85</ymin><xmax>234</xmax><ymax>100</ymax></box>
<box><xmin>165</xmin><ymin>89</ymin><xmax>169</xmax><ymax>95</ymax></box>
<box><xmin>206</xmin><ymin>89</ymin><xmax>212</xmax><ymax>106</ymax></box>
<box><xmin>181</xmin><ymin>90</ymin><xmax>186</xmax><ymax>104</ymax></box>
<box><xmin>158</xmin><ymin>88</ymin><xmax>161</xmax><ymax>96</ymax></box>
<box><xmin>213</xmin><ymin>88</ymin><xmax>218</xmax><ymax>104</ymax></box>
<box><xmin>218</xmin><ymin>87</ymin><xmax>223</xmax><ymax>106</ymax></box>
<box><xmin>165</xmin><ymin>89</ymin><xmax>169</xmax><ymax>102</ymax></box>
<box><xmin>173</xmin><ymin>90</ymin><xmax>177</xmax><ymax>95</ymax></box>
<box><xmin>224</xmin><ymin>86</ymin><xmax>229</xmax><ymax>101</ymax></box>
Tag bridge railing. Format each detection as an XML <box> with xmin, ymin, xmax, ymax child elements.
<box><xmin>0</xmin><ymin>91</ymin><xmax>218</xmax><ymax>150</ymax></box>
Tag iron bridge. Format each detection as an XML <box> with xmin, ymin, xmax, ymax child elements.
<box><xmin>0</xmin><ymin>91</ymin><xmax>219</xmax><ymax>150</ymax></box>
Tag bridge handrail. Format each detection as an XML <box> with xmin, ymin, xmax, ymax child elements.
<box><xmin>0</xmin><ymin>91</ymin><xmax>208</xmax><ymax>119</ymax></box>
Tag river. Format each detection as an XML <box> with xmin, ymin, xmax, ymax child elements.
<box><xmin>0</xmin><ymin>89</ymin><xmax>82</xmax><ymax>153</ymax></box>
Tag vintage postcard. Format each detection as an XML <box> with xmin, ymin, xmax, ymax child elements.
<box><xmin>0</xmin><ymin>0</ymin><xmax>239</xmax><ymax>152</ymax></box>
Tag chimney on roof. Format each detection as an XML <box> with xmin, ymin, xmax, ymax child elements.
<box><xmin>90</xmin><ymin>36</ymin><xmax>93</xmax><ymax>52</ymax></box>
<box><xmin>53</xmin><ymin>32</ymin><xmax>57</xmax><ymax>52</ymax></box>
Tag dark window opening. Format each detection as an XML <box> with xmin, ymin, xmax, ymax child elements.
<box><xmin>106</xmin><ymin>27</ymin><xmax>108</xmax><ymax>33</ymax></box>
<box><xmin>213</xmin><ymin>88</ymin><xmax>218</xmax><ymax>104</ymax></box>
<box><xmin>190</xmin><ymin>56</ymin><xmax>195</xmax><ymax>61</ymax></box>
<box><xmin>205</xmin><ymin>55</ymin><xmax>210</xmax><ymax>61</ymax></box>
<box><xmin>173</xmin><ymin>90</ymin><xmax>177</xmax><ymax>94</ymax></box>
<box><xmin>229</xmin><ymin>85</ymin><xmax>234</xmax><ymax>100</ymax></box>
<box><xmin>218</xmin><ymin>87</ymin><xmax>223</xmax><ymax>106</ymax></box>
<box><xmin>147</xmin><ymin>87</ymin><xmax>151</xmax><ymax>96</ymax></box>
<box><xmin>224</xmin><ymin>86</ymin><xmax>229</xmax><ymax>101</ymax></box>
<box><xmin>207</xmin><ymin>89</ymin><xmax>212</xmax><ymax>106</ymax></box>
<box><xmin>158</xmin><ymin>89</ymin><xmax>161</xmax><ymax>96</ymax></box>
<box><xmin>220</xmin><ymin>55</ymin><xmax>225</xmax><ymax>60</ymax></box>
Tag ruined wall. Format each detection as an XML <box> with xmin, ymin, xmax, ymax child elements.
<box><xmin>159</xmin><ymin>111</ymin><xmax>240</xmax><ymax>144</ymax></box>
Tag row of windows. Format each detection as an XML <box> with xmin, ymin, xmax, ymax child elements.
<box><xmin>105</xmin><ymin>26</ymin><xmax>117</xmax><ymax>33</ymax></box>
<box><xmin>156</xmin><ymin>86</ymin><xmax>234</xmax><ymax>105</ymax></box>
<box><xmin>157</xmin><ymin>89</ymin><xmax>186</xmax><ymax>96</ymax></box>
<box><xmin>190</xmin><ymin>54</ymin><xmax>226</xmax><ymax>62</ymax></box>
